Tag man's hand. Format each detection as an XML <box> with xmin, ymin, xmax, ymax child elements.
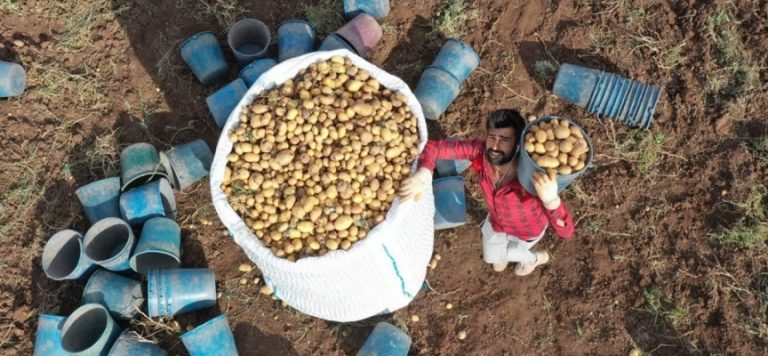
<box><xmin>532</xmin><ymin>171</ymin><xmax>561</xmax><ymax>210</ymax></box>
<box><xmin>397</xmin><ymin>168</ymin><xmax>432</xmax><ymax>202</ymax></box>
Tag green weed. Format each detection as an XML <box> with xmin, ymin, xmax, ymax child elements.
<box><xmin>615</xmin><ymin>131</ymin><xmax>666</xmax><ymax>174</ymax></box>
<box><xmin>643</xmin><ymin>287</ymin><xmax>691</xmax><ymax>328</ymax></box>
<box><xmin>665</xmin><ymin>305</ymin><xmax>691</xmax><ymax>328</ymax></box>
<box><xmin>0</xmin><ymin>144</ymin><xmax>44</xmax><ymax>239</ymax></box>
<box><xmin>644</xmin><ymin>288</ymin><xmax>663</xmax><ymax>316</ymax></box>
<box><xmin>739</xmin><ymin>185</ymin><xmax>767</xmax><ymax>221</ymax></box>
<box><xmin>710</xmin><ymin>185</ymin><xmax>768</xmax><ymax>249</ymax></box>
<box><xmin>659</xmin><ymin>44</ymin><xmax>685</xmax><ymax>69</ymax></box>
<box><xmin>31</xmin><ymin>61</ymin><xmax>106</xmax><ymax>111</ymax></box>
<box><xmin>588</xmin><ymin>26</ymin><xmax>614</xmax><ymax>53</ymax></box>
<box><xmin>72</xmin><ymin>129</ymin><xmax>121</xmax><ymax>177</ymax></box>
<box><xmin>431</xmin><ymin>0</ymin><xmax>478</xmax><ymax>38</ymax></box>
<box><xmin>746</xmin><ymin>136</ymin><xmax>768</xmax><ymax>163</ymax></box>
<box><xmin>710</xmin><ymin>221</ymin><xmax>768</xmax><ymax>249</ymax></box>
<box><xmin>533</xmin><ymin>60</ymin><xmax>557</xmax><ymax>82</ymax></box>
<box><xmin>394</xmin><ymin>61</ymin><xmax>425</xmax><ymax>74</ymax></box>
<box><xmin>0</xmin><ymin>0</ymin><xmax>20</xmax><ymax>13</ymax></box>
<box><xmin>198</xmin><ymin>0</ymin><xmax>243</xmax><ymax>28</ymax></box>
<box><xmin>302</xmin><ymin>0</ymin><xmax>344</xmax><ymax>35</ymax></box>
<box><xmin>626</xmin><ymin>7</ymin><xmax>648</xmax><ymax>27</ymax></box>
<box><xmin>704</xmin><ymin>10</ymin><xmax>761</xmax><ymax>105</ymax></box>
<box><xmin>380</xmin><ymin>21</ymin><xmax>397</xmax><ymax>35</ymax></box>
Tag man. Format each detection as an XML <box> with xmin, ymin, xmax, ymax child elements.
<box><xmin>398</xmin><ymin>109</ymin><xmax>574</xmax><ymax>276</ymax></box>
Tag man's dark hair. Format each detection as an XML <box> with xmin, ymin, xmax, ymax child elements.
<box><xmin>486</xmin><ymin>109</ymin><xmax>526</xmax><ymax>140</ymax></box>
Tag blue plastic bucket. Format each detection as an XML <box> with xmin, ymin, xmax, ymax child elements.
<box><xmin>435</xmin><ymin>136</ymin><xmax>472</xmax><ymax>178</ymax></box>
<box><xmin>356</xmin><ymin>322</ymin><xmax>411</xmax><ymax>356</ymax></box>
<box><xmin>60</xmin><ymin>304</ymin><xmax>121</xmax><ymax>355</ymax></box>
<box><xmin>433</xmin><ymin>176</ymin><xmax>467</xmax><ymax>230</ymax></box>
<box><xmin>553</xmin><ymin>63</ymin><xmax>602</xmax><ymax>108</ymax></box>
<box><xmin>431</xmin><ymin>39</ymin><xmax>480</xmax><ymax>83</ymax></box>
<box><xmin>435</xmin><ymin>159</ymin><xmax>472</xmax><ymax>178</ymax></box>
<box><xmin>130</xmin><ymin>217</ymin><xmax>181</xmax><ymax>274</ymax></box>
<box><xmin>120</xmin><ymin>143</ymin><xmax>168</xmax><ymax>191</ymax></box>
<box><xmin>160</xmin><ymin>139</ymin><xmax>213</xmax><ymax>191</ymax></box>
<box><xmin>334</xmin><ymin>13</ymin><xmax>382</xmax><ymax>58</ymax></box>
<box><xmin>181</xmin><ymin>315</ymin><xmax>238</xmax><ymax>356</ymax></box>
<box><xmin>147</xmin><ymin>268</ymin><xmax>217</xmax><ymax>318</ymax></box>
<box><xmin>239</xmin><ymin>58</ymin><xmax>277</xmax><ymax>87</ymax></box>
<box><xmin>207</xmin><ymin>78</ymin><xmax>248</xmax><ymax>128</ymax></box>
<box><xmin>107</xmin><ymin>330</ymin><xmax>167</xmax><ymax>356</ymax></box>
<box><xmin>227</xmin><ymin>19</ymin><xmax>271</xmax><ymax>67</ymax></box>
<box><xmin>414</xmin><ymin>66</ymin><xmax>461</xmax><ymax>120</ymax></box>
<box><xmin>516</xmin><ymin>116</ymin><xmax>594</xmax><ymax>196</ymax></box>
<box><xmin>180</xmin><ymin>31</ymin><xmax>229</xmax><ymax>86</ymax></box>
<box><xmin>278</xmin><ymin>20</ymin><xmax>316</xmax><ymax>62</ymax></box>
<box><xmin>119</xmin><ymin>178</ymin><xmax>176</xmax><ymax>226</ymax></box>
<box><xmin>318</xmin><ymin>33</ymin><xmax>357</xmax><ymax>53</ymax></box>
<box><xmin>33</xmin><ymin>314</ymin><xmax>68</xmax><ymax>356</ymax></box>
<box><xmin>76</xmin><ymin>177</ymin><xmax>122</xmax><ymax>225</ymax></box>
<box><xmin>42</xmin><ymin>229</ymin><xmax>96</xmax><ymax>281</ymax></box>
<box><xmin>554</xmin><ymin>63</ymin><xmax>662</xmax><ymax>129</ymax></box>
<box><xmin>0</xmin><ymin>60</ymin><xmax>26</xmax><ymax>98</ymax></box>
<box><xmin>83</xmin><ymin>218</ymin><xmax>136</xmax><ymax>272</ymax></box>
<box><xmin>82</xmin><ymin>270</ymin><xmax>144</xmax><ymax>320</ymax></box>
<box><xmin>343</xmin><ymin>0</ymin><xmax>390</xmax><ymax>19</ymax></box>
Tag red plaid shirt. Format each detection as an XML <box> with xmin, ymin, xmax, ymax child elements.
<box><xmin>418</xmin><ymin>139</ymin><xmax>574</xmax><ymax>240</ymax></box>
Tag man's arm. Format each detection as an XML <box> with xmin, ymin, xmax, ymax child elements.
<box><xmin>543</xmin><ymin>200</ymin><xmax>575</xmax><ymax>239</ymax></box>
<box><xmin>417</xmin><ymin>139</ymin><xmax>485</xmax><ymax>171</ymax></box>
<box><xmin>399</xmin><ymin>139</ymin><xmax>485</xmax><ymax>202</ymax></box>
<box><xmin>531</xmin><ymin>171</ymin><xmax>575</xmax><ymax>239</ymax></box>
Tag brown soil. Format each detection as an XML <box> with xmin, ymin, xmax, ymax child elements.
<box><xmin>2</xmin><ymin>0</ymin><xmax>768</xmax><ymax>355</ymax></box>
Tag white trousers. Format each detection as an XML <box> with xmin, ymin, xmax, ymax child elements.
<box><xmin>481</xmin><ymin>216</ymin><xmax>545</xmax><ymax>265</ymax></box>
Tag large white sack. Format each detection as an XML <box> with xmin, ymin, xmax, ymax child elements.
<box><xmin>210</xmin><ymin>49</ymin><xmax>434</xmax><ymax>322</ymax></box>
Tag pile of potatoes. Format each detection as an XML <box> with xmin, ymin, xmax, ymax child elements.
<box><xmin>221</xmin><ymin>56</ymin><xmax>420</xmax><ymax>261</ymax></box>
<box><xmin>523</xmin><ymin>118</ymin><xmax>590</xmax><ymax>177</ymax></box>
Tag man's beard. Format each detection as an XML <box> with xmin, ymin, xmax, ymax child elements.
<box><xmin>486</xmin><ymin>147</ymin><xmax>517</xmax><ymax>165</ymax></box>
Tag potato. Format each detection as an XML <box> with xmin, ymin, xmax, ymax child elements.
<box><xmin>274</xmin><ymin>150</ymin><xmax>294</xmax><ymax>166</ymax></box>
<box><xmin>557</xmin><ymin>166</ymin><xmax>573</xmax><ymax>175</ymax></box>
<box><xmin>223</xmin><ymin>57</ymin><xmax>420</xmax><ymax>259</ymax></box>
<box><xmin>571</xmin><ymin>142</ymin><xmax>589</xmax><ymax>156</ymax></box>
<box><xmin>535</xmin><ymin>156</ymin><xmax>560</xmax><ymax>168</ymax></box>
<box><xmin>570</xmin><ymin>126</ymin><xmax>583</xmax><ymax>139</ymax></box>
<box><xmin>559</xmin><ymin>140</ymin><xmax>573</xmax><ymax>153</ymax></box>
<box><xmin>544</xmin><ymin>141</ymin><xmax>557</xmax><ymax>152</ymax></box>
<box><xmin>534</xmin><ymin>130</ymin><xmax>547</xmax><ymax>143</ymax></box>
<box><xmin>534</xmin><ymin>142</ymin><xmax>546</xmax><ymax>154</ymax></box>
<box><xmin>352</xmin><ymin>103</ymin><xmax>374</xmax><ymax>116</ymax></box>
<box><xmin>346</xmin><ymin>80</ymin><xmax>364</xmax><ymax>92</ymax></box>
<box><xmin>326</xmin><ymin>239</ymin><xmax>339</xmax><ymax>250</ymax></box>
<box><xmin>251</xmin><ymin>104</ymin><xmax>269</xmax><ymax>114</ymax></box>
<box><xmin>525</xmin><ymin>133</ymin><xmax>535</xmax><ymax>143</ymax></box>
<box><xmin>334</xmin><ymin>215</ymin><xmax>355</xmax><ymax>231</ymax></box>
<box><xmin>297</xmin><ymin>221</ymin><xmax>314</xmax><ymax>233</ymax></box>
<box><xmin>554</xmin><ymin>126</ymin><xmax>571</xmax><ymax>139</ymax></box>
<box><xmin>524</xmin><ymin>141</ymin><xmax>535</xmax><ymax>153</ymax></box>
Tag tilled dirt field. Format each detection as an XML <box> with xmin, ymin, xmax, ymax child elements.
<box><xmin>1</xmin><ymin>0</ymin><xmax>767</xmax><ymax>355</ymax></box>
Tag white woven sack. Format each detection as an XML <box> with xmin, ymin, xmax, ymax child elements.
<box><xmin>210</xmin><ymin>49</ymin><xmax>434</xmax><ymax>322</ymax></box>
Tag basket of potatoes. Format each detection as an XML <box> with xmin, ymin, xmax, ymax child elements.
<box><xmin>209</xmin><ymin>49</ymin><xmax>435</xmax><ymax>322</ymax></box>
<box><xmin>516</xmin><ymin>115</ymin><xmax>593</xmax><ymax>195</ymax></box>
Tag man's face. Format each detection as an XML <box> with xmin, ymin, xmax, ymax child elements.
<box><xmin>485</xmin><ymin>127</ymin><xmax>518</xmax><ymax>165</ymax></box>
